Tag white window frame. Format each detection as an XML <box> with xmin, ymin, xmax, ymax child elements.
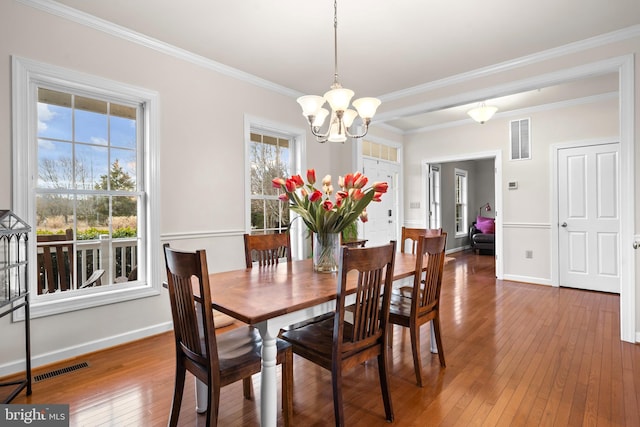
<box><xmin>244</xmin><ymin>115</ymin><xmax>306</xmax><ymax>260</ymax></box>
<box><xmin>428</xmin><ymin>164</ymin><xmax>441</xmax><ymax>229</ymax></box>
<box><xmin>12</xmin><ymin>56</ymin><xmax>161</xmax><ymax>318</ymax></box>
<box><xmin>454</xmin><ymin>168</ymin><xmax>468</xmax><ymax>238</ymax></box>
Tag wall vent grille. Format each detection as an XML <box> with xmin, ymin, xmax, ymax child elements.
<box><xmin>510</xmin><ymin>118</ymin><xmax>531</xmax><ymax>160</ymax></box>
<box><xmin>34</xmin><ymin>362</ymin><xmax>89</xmax><ymax>382</ymax></box>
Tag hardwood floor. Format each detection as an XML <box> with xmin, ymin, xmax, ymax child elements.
<box><xmin>5</xmin><ymin>251</ymin><xmax>640</xmax><ymax>426</ymax></box>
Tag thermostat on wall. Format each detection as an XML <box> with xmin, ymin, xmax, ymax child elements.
<box><xmin>508</xmin><ymin>181</ymin><xmax>518</xmax><ymax>190</ymax></box>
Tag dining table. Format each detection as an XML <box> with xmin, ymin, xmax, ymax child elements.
<box><xmin>196</xmin><ymin>251</ymin><xmax>436</xmax><ymax>427</ymax></box>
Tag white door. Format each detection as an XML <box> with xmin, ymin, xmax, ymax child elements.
<box><xmin>558</xmin><ymin>143</ymin><xmax>620</xmax><ymax>293</ymax></box>
<box><xmin>362</xmin><ymin>158</ymin><xmax>399</xmax><ymax>247</ymax></box>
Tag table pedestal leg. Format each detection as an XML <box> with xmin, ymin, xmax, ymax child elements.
<box><xmin>430</xmin><ymin>321</ymin><xmax>438</xmax><ymax>354</ymax></box>
<box><xmin>256</xmin><ymin>322</ymin><xmax>278</xmax><ymax>427</ymax></box>
<box><xmin>194</xmin><ymin>303</ymin><xmax>208</xmax><ymax>413</ymax></box>
<box><xmin>196</xmin><ymin>379</ymin><xmax>207</xmax><ymax>413</ymax></box>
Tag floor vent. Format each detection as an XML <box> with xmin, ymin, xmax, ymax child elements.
<box><xmin>34</xmin><ymin>362</ymin><xmax>89</xmax><ymax>382</ymax></box>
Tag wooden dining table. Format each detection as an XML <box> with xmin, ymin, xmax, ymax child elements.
<box><xmin>196</xmin><ymin>252</ymin><xmax>429</xmax><ymax>427</ymax></box>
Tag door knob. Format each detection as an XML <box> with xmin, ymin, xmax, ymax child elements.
<box><xmin>634</xmin><ymin>241</ymin><xmax>640</xmax><ymax>250</ymax></box>
<box><xmin>561</xmin><ymin>222</ymin><xmax>568</xmax><ymax>228</ymax></box>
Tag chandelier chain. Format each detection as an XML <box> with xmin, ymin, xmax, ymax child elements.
<box><xmin>333</xmin><ymin>0</ymin><xmax>339</xmax><ymax>88</ymax></box>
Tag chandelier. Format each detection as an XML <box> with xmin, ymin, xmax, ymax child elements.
<box><xmin>296</xmin><ymin>0</ymin><xmax>381</xmax><ymax>143</ymax></box>
<box><xmin>467</xmin><ymin>102</ymin><xmax>498</xmax><ymax>124</ymax></box>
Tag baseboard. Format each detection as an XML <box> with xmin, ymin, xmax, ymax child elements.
<box><xmin>0</xmin><ymin>321</ymin><xmax>173</xmax><ymax>377</ymax></box>
<box><xmin>445</xmin><ymin>246</ymin><xmax>469</xmax><ymax>254</ymax></box>
<box><xmin>502</xmin><ymin>274</ymin><xmax>552</xmax><ymax>286</ymax></box>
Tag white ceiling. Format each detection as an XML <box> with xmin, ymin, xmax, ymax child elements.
<box><xmin>50</xmin><ymin>0</ymin><xmax>639</xmax><ymax>132</ymax></box>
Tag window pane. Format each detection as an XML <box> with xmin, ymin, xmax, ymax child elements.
<box><xmin>110</xmin><ymin>149</ymin><xmax>137</xmax><ymax>190</ymax></box>
<box><xmin>362</xmin><ymin>140</ymin><xmax>372</xmax><ymax>157</ymax></box>
<box><xmin>249</xmin><ymin>130</ymin><xmax>292</xmax><ymax>236</ymax></box>
<box><xmin>75</xmin><ymin>144</ymin><xmax>109</xmax><ymax>190</ymax></box>
<box><xmin>110</xmin><ymin>105</ymin><xmax>137</xmax><ymax>149</ymax></box>
<box><xmin>249</xmin><ymin>140</ymin><xmax>265</xmax><ymax>196</ymax></box>
<box><xmin>38</xmin><ymin>88</ymin><xmax>72</xmax><ymax>141</ymax></box>
<box><xmin>389</xmin><ymin>147</ymin><xmax>398</xmax><ymax>162</ymax></box>
<box><xmin>110</xmin><ymin>116</ymin><xmax>136</xmax><ymax>149</ymax></box>
<box><xmin>251</xmin><ymin>199</ymin><xmax>265</xmax><ymax>230</ymax></box>
<box><xmin>77</xmin><ymin>195</ymin><xmax>110</xmax><ymax>233</ymax></box>
<box><xmin>112</xmin><ymin>199</ymin><xmax>138</xmax><ymax>281</ymax></box>
<box><xmin>37</xmin><ymin>140</ymin><xmax>73</xmax><ymax>189</ymax></box>
<box><xmin>36</xmin><ymin>193</ymin><xmax>73</xmax><ymax>235</ymax></box>
<box><xmin>112</xmin><ymin>194</ymin><xmax>137</xmax><ymax>219</ymax></box>
<box><xmin>75</xmin><ymin>109</ymin><xmax>108</xmax><ymax>145</ymax></box>
<box><xmin>265</xmin><ymin>199</ymin><xmax>289</xmax><ymax>231</ymax></box>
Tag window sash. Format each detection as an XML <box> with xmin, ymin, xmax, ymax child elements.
<box><xmin>429</xmin><ymin>165</ymin><xmax>441</xmax><ymax>229</ymax></box>
<box><xmin>12</xmin><ymin>56</ymin><xmax>160</xmax><ymax>318</ymax></box>
<box><xmin>454</xmin><ymin>169</ymin><xmax>468</xmax><ymax>236</ymax></box>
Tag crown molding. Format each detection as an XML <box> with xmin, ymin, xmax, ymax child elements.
<box><xmin>402</xmin><ymin>91</ymin><xmax>618</xmax><ymax>135</ymax></box>
<box><xmin>376</xmin><ymin>54</ymin><xmax>632</xmax><ymax>132</ymax></box>
<box><xmin>16</xmin><ymin>0</ymin><xmax>304</xmax><ymax>99</ymax></box>
<box><xmin>380</xmin><ymin>24</ymin><xmax>640</xmax><ymax>102</ymax></box>
<box><xmin>17</xmin><ymin>1</ymin><xmax>640</xmax><ymax>108</ymax></box>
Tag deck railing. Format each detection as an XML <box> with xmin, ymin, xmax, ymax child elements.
<box><xmin>37</xmin><ymin>235</ymin><xmax>138</xmax><ymax>294</ymax></box>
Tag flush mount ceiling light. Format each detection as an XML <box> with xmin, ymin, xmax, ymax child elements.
<box><xmin>296</xmin><ymin>0</ymin><xmax>381</xmax><ymax>143</ymax></box>
<box><xmin>467</xmin><ymin>102</ymin><xmax>498</xmax><ymax>124</ymax></box>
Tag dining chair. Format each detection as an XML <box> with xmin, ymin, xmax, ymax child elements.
<box><xmin>280</xmin><ymin>241</ymin><xmax>397</xmax><ymax>426</ymax></box>
<box><xmin>163</xmin><ymin>244</ymin><xmax>293</xmax><ymax>426</ymax></box>
<box><xmin>400</xmin><ymin>226</ymin><xmax>442</xmax><ymax>254</ymax></box>
<box><xmin>243</xmin><ymin>233</ymin><xmax>292</xmax><ymax>268</ymax></box>
<box><xmin>341</xmin><ymin>237</ymin><xmax>367</xmax><ymax>248</ymax></box>
<box><xmin>388</xmin><ymin>233</ymin><xmax>447</xmax><ymax>387</ymax></box>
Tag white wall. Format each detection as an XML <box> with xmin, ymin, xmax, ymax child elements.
<box><xmin>0</xmin><ymin>1</ymin><xmax>352</xmax><ymax>373</ymax></box>
<box><xmin>404</xmin><ymin>99</ymin><xmax>618</xmax><ymax>284</ymax></box>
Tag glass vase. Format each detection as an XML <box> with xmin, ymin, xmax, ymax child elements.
<box><xmin>313</xmin><ymin>232</ymin><xmax>340</xmax><ymax>273</ymax></box>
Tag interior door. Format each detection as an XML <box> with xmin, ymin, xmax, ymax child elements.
<box><xmin>558</xmin><ymin>143</ymin><xmax>620</xmax><ymax>293</ymax></box>
<box><xmin>362</xmin><ymin>158</ymin><xmax>398</xmax><ymax>247</ymax></box>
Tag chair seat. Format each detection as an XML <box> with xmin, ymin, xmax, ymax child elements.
<box><xmin>389</xmin><ymin>294</ymin><xmax>412</xmax><ymax>317</ymax></box>
<box><xmin>217</xmin><ymin>327</ymin><xmax>291</xmax><ymax>375</ymax></box>
<box><xmin>281</xmin><ymin>318</ymin><xmax>358</xmax><ymax>360</ymax></box>
<box><xmin>388</xmin><ymin>294</ymin><xmax>437</xmax><ymax>324</ymax></box>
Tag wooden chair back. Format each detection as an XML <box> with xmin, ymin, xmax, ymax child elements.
<box><xmin>400</xmin><ymin>227</ymin><xmax>442</xmax><ymax>254</ymax></box>
<box><xmin>243</xmin><ymin>233</ymin><xmax>291</xmax><ymax>268</ymax></box>
<box><xmin>336</xmin><ymin>241</ymin><xmax>397</xmax><ymax>361</ymax></box>
<box><xmin>37</xmin><ymin>229</ymin><xmax>74</xmax><ymax>294</ymax></box>
<box><xmin>341</xmin><ymin>237</ymin><xmax>367</xmax><ymax>248</ymax></box>
<box><xmin>164</xmin><ymin>244</ymin><xmax>221</xmax><ymax>379</ymax></box>
<box><xmin>412</xmin><ymin>233</ymin><xmax>447</xmax><ymax>317</ymax></box>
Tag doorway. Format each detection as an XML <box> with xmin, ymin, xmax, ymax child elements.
<box><xmin>422</xmin><ymin>150</ymin><xmax>503</xmax><ymax>280</ymax></box>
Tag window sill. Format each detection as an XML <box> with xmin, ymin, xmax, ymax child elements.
<box><xmin>12</xmin><ymin>282</ymin><xmax>160</xmax><ymax>321</ymax></box>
